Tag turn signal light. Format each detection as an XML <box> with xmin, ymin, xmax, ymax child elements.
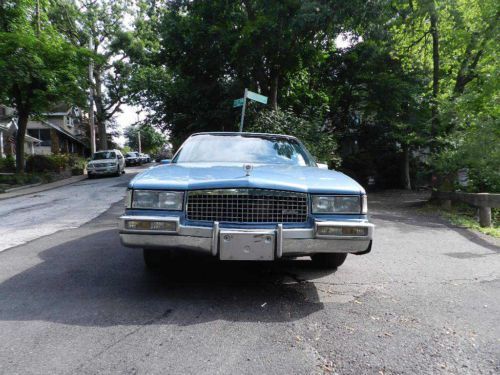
<box><xmin>317</xmin><ymin>226</ymin><xmax>368</xmax><ymax>236</ymax></box>
<box><xmin>125</xmin><ymin>220</ymin><xmax>177</xmax><ymax>232</ymax></box>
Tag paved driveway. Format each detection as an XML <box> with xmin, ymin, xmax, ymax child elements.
<box><xmin>0</xmin><ymin>185</ymin><xmax>498</xmax><ymax>374</ymax></box>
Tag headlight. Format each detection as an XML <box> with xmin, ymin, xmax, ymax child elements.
<box><xmin>131</xmin><ymin>190</ymin><xmax>184</xmax><ymax>210</ymax></box>
<box><xmin>312</xmin><ymin>195</ymin><xmax>364</xmax><ymax>214</ymax></box>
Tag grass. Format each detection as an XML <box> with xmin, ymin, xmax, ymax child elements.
<box><xmin>421</xmin><ymin>202</ymin><xmax>500</xmax><ymax>238</ymax></box>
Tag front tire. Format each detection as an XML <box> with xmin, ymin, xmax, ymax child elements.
<box><xmin>310</xmin><ymin>253</ymin><xmax>347</xmax><ymax>269</ymax></box>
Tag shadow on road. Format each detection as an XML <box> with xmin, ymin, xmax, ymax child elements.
<box><xmin>370</xmin><ymin>190</ymin><xmax>500</xmax><ymax>254</ymax></box>
<box><xmin>0</xmin><ymin>228</ymin><xmax>329</xmax><ymax>328</ymax></box>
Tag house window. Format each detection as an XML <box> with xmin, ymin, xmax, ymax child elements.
<box><xmin>28</xmin><ymin>129</ymin><xmax>51</xmax><ymax>147</ymax></box>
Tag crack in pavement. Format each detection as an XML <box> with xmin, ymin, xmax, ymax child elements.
<box><xmin>73</xmin><ymin>308</ymin><xmax>174</xmax><ymax>373</ymax></box>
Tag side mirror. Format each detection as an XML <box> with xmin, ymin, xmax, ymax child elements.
<box><xmin>317</xmin><ymin>163</ymin><xmax>328</xmax><ymax>169</ymax></box>
<box><xmin>160</xmin><ymin>159</ymin><xmax>171</xmax><ymax>165</ymax></box>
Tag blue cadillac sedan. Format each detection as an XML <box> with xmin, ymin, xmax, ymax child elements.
<box><xmin>120</xmin><ymin>132</ymin><xmax>374</xmax><ymax>269</ymax></box>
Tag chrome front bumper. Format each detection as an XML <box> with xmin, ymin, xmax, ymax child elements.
<box><xmin>88</xmin><ymin>166</ymin><xmax>117</xmax><ymax>175</ymax></box>
<box><xmin>119</xmin><ymin>216</ymin><xmax>374</xmax><ymax>259</ymax></box>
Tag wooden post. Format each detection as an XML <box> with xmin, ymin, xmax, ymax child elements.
<box><xmin>477</xmin><ymin>193</ymin><xmax>491</xmax><ymax>227</ymax></box>
<box><xmin>442</xmin><ymin>199</ymin><xmax>452</xmax><ymax>210</ymax></box>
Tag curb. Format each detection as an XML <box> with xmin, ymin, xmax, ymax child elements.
<box><xmin>4</xmin><ymin>182</ymin><xmax>43</xmax><ymax>193</ymax></box>
<box><xmin>0</xmin><ymin>174</ymin><xmax>88</xmax><ymax>201</ymax></box>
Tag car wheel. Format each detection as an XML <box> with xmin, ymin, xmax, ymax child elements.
<box><xmin>143</xmin><ymin>248</ymin><xmax>169</xmax><ymax>270</ymax></box>
<box><xmin>114</xmin><ymin>166</ymin><xmax>120</xmax><ymax>177</ymax></box>
<box><xmin>87</xmin><ymin>173</ymin><xmax>93</xmax><ymax>179</ymax></box>
<box><xmin>310</xmin><ymin>253</ymin><xmax>347</xmax><ymax>269</ymax></box>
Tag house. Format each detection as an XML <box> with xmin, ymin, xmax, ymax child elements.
<box><xmin>0</xmin><ymin>104</ymin><xmax>90</xmax><ymax>158</ymax></box>
<box><xmin>0</xmin><ymin>106</ymin><xmax>41</xmax><ymax>158</ymax></box>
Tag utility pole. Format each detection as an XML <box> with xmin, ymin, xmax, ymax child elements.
<box><xmin>88</xmin><ymin>37</ymin><xmax>96</xmax><ymax>154</ymax></box>
<box><xmin>138</xmin><ymin>130</ymin><xmax>142</xmax><ymax>154</ymax></box>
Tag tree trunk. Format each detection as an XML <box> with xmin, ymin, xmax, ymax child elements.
<box><xmin>93</xmin><ymin>66</ymin><xmax>108</xmax><ymax>150</ymax></box>
<box><xmin>429</xmin><ymin>4</ymin><xmax>440</xmax><ymax>142</ymax></box>
<box><xmin>15</xmin><ymin>110</ymin><xmax>30</xmax><ymax>174</ymax></box>
<box><xmin>268</xmin><ymin>69</ymin><xmax>279</xmax><ymax>111</ymax></box>
<box><xmin>402</xmin><ymin>144</ymin><xmax>411</xmax><ymax>190</ymax></box>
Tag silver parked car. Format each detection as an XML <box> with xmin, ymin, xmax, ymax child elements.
<box><xmin>87</xmin><ymin>150</ymin><xmax>125</xmax><ymax>178</ymax></box>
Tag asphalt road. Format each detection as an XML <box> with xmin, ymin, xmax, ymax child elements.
<box><xmin>0</xmin><ymin>173</ymin><xmax>498</xmax><ymax>375</ymax></box>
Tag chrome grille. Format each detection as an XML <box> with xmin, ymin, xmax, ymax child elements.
<box><xmin>186</xmin><ymin>189</ymin><xmax>308</xmax><ymax>223</ymax></box>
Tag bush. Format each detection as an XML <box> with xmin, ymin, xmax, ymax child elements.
<box><xmin>25</xmin><ymin>155</ymin><xmax>59</xmax><ymax>173</ymax></box>
<box><xmin>431</xmin><ymin>118</ymin><xmax>500</xmax><ymax>193</ymax></box>
<box><xmin>24</xmin><ymin>154</ymin><xmax>87</xmax><ymax>174</ymax></box>
<box><xmin>0</xmin><ymin>155</ymin><xmax>15</xmax><ymax>172</ymax></box>
<box><xmin>0</xmin><ymin>173</ymin><xmax>41</xmax><ymax>186</ymax></box>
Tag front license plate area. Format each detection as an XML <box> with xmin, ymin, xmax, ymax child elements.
<box><xmin>219</xmin><ymin>230</ymin><xmax>275</xmax><ymax>261</ymax></box>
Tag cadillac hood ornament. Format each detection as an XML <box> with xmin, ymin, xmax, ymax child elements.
<box><xmin>243</xmin><ymin>163</ymin><xmax>253</xmax><ymax>176</ymax></box>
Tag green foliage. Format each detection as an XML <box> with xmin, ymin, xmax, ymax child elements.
<box><xmin>1</xmin><ymin>0</ymin><xmax>497</xmax><ymax>190</ymax></box>
<box><xmin>423</xmin><ymin>203</ymin><xmax>500</xmax><ymax>238</ymax></box>
<box><xmin>126</xmin><ymin>0</ymin><xmax>364</xmax><ymax>147</ymax></box>
<box><xmin>431</xmin><ymin>118</ymin><xmax>500</xmax><ymax>193</ymax></box>
<box><xmin>0</xmin><ymin>173</ymin><xmax>42</xmax><ymax>188</ymax></box>
<box><xmin>0</xmin><ymin>0</ymin><xmax>88</xmax><ymax>172</ymax></box>
<box><xmin>0</xmin><ymin>29</ymin><xmax>88</xmax><ymax>110</ymax></box>
<box><xmin>125</xmin><ymin>124</ymin><xmax>167</xmax><ymax>154</ymax></box>
<box><xmin>25</xmin><ymin>154</ymin><xmax>86</xmax><ymax>173</ymax></box>
<box><xmin>25</xmin><ymin>155</ymin><xmax>59</xmax><ymax>173</ymax></box>
<box><xmin>0</xmin><ymin>155</ymin><xmax>16</xmax><ymax>173</ymax></box>
<box><xmin>247</xmin><ymin>108</ymin><xmax>340</xmax><ymax>168</ymax></box>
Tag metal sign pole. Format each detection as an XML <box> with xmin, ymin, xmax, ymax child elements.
<box><xmin>239</xmin><ymin>88</ymin><xmax>248</xmax><ymax>132</ymax></box>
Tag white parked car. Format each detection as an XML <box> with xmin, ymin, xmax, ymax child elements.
<box><xmin>87</xmin><ymin>150</ymin><xmax>125</xmax><ymax>178</ymax></box>
<box><xmin>138</xmin><ymin>153</ymin><xmax>150</xmax><ymax>164</ymax></box>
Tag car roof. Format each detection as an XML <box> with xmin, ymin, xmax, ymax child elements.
<box><xmin>94</xmin><ymin>149</ymin><xmax>120</xmax><ymax>153</ymax></box>
<box><xmin>190</xmin><ymin>132</ymin><xmax>299</xmax><ymax>140</ymax></box>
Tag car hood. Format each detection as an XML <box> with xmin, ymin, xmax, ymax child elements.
<box><xmin>129</xmin><ymin>163</ymin><xmax>365</xmax><ymax>194</ymax></box>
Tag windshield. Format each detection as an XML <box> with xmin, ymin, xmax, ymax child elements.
<box><xmin>126</xmin><ymin>152</ymin><xmax>137</xmax><ymax>157</ymax></box>
<box><xmin>173</xmin><ymin>134</ymin><xmax>315</xmax><ymax>166</ymax></box>
<box><xmin>92</xmin><ymin>151</ymin><xmax>116</xmax><ymax>160</ymax></box>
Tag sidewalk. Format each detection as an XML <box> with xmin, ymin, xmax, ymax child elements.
<box><xmin>0</xmin><ymin>174</ymin><xmax>88</xmax><ymax>201</ymax></box>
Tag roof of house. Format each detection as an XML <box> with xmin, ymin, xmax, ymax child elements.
<box><xmin>41</xmin><ymin>120</ymin><xmax>87</xmax><ymax>146</ymax></box>
<box><xmin>25</xmin><ymin>134</ymin><xmax>42</xmax><ymax>144</ymax></box>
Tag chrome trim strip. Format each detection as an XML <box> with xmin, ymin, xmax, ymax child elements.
<box><xmin>276</xmin><ymin>223</ymin><xmax>283</xmax><ymax>258</ymax></box>
<box><xmin>211</xmin><ymin>221</ymin><xmax>219</xmax><ymax>256</ymax></box>
<box><xmin>187</xmin><ymin>188</ymin><xmax>307</xmax><ymax>197</ymax></box>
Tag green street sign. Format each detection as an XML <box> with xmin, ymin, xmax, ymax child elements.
<box><xmin>247</xmin><ymin>90</ymin><xmax>268</xmax><ymax>104</ymax></box>
<box><xmin>233</xmin><ymin>98</ymin><xmax>244</xmax><ymax>108</ymax></box>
